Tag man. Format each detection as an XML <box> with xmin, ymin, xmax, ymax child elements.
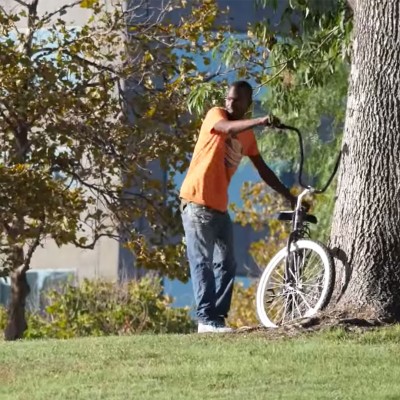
<box><xmin>180</xmin><ymin>81</ymin><xmax>296</xmax><ymax>333</ymax></box>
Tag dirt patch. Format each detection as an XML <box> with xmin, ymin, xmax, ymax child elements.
<box><xmin>0</xmin><ymin>366</ymin><xmax>17</xmax><ymax>384</ymax></box>
<box><xmin>234</xmin><ymin>310</ymin><xmax>388</xmax><ymax>339</ymax></box>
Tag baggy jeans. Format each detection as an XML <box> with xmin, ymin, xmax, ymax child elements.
<box><xmin>181</xmin><ymin>202</ymin><xmax>237</xmax><ymax>324</ymax></box>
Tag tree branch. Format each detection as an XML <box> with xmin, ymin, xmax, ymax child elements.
<box><xmin>73</xmin><ymin>233</ymin><xmax>119</xmax><ymax>249</ymax></box>
<box><xmin>63</xmin><ymin>50</ymin><xmax>120</xmax><ymax>76</ymax></box>
<box><xmin>24</xmin><ymin>0</ymin><xmax>39</xmax><ymax>58</ymax></box>
<box><xmin>254</xmin><ymin>64</ymin><xmax>287</xmax><ymax>94</ymax></box>
<box><xmin>21</xmin><ymin>228</ymin><xmax>43</xmax><ymax>273</ymax></box>
<box><xmin>0</xmin><ymin>269</ymin><xmax>10</xmax><ymax>278</ymax></box>
<box><xmin>3</xmin><ymin>222</ymin><xmax>12</xmax><ymax>235</ymax></box>
<box><xmin>203</xmin><ymin>66</ymin><xmax>238</xmax><ymax>83</ymax></box>
<box><xmin>0</xmin><ymin>106</ymin><xmax>14</xmax><ymax>127</ymax></box>
<box><xmin>38</xmin><ymin>0</ymin><xmax>81</xmax><ymax>26</ymax></box>
<box><xmin>13</xmin><ymin>0</ymin><xmax>29</xmax><ymax>7</ymax></box>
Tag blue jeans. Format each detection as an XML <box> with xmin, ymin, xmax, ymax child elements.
<box><xmin>181</xmin><ymin>202</ymin><xmax>237</xmax><ymax>324</ymax></box>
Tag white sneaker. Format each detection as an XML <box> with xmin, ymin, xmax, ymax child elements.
<box><xmin>198</xmin><ymin>322</ymin><xmax>234</xmax><ymax>333</ymax></box>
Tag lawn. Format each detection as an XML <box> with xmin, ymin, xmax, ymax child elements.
<box><xmin>1</xmin><ymin>326</ymin><xmax>400</xmax><ymax>400</ymax></box>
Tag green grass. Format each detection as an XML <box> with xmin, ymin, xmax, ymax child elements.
<box><xmin>2</xmin><ymin>326</ymin><xmax>400</xmax><ymax>400</ymax></box>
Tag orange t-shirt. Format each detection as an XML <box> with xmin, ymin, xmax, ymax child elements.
<box><xmin>180</xmin><ymin>107</ymin><xmax>260</xmax><ymax>212</ymax></box>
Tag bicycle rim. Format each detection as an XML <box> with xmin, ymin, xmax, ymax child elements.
<box><xmin>256</xmin><ymin>239</ymin><xmax>334</xmax><ymax>328</ymax></box>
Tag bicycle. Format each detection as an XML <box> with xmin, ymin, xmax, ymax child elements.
<box><xmin>256</xmin><ymin>124</ymin><xmax>341</xmax><ymax>328</ymax></box>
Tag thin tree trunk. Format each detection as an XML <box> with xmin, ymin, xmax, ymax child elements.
<box><xmin>329</xmin><ymin>0</ymin><xmax>400</xmax><ymax>319</ymax></box>
<box><xmin>4</xmin><ymin>268</ymin><xmax>30</xmax><ymax>341</ymax></box>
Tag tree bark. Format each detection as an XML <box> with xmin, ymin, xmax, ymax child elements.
<box><xmin>329</xmin><ymin>0</ymin><xmax>400</xmax><ymax>320</ymax></box>
<box><xmin>4</xmin><ymin>268</ymin><xmax>30</xmax><ymax>341</ymax></box>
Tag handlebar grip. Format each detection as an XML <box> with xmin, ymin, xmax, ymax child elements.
<box><xmin>273</xmin><ymin>123</ymin><xmax>298</xmax><ymax>132</ymax></box>
<box><xmin>272</xmin><ymin>123</ymin><xmax>288</xmax><ymax>130</ymax></box>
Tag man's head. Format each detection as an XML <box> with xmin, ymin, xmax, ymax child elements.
<box><xmin>225</xmin><ymin>81</ymin><xmax>253</xmax><ymax>120</ymax></box>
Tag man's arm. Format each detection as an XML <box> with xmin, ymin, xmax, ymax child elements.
<box><xmin>214</xmin><ymin>115</ymin><xmax>273</xmax><ymax>136</ymax></box>
<box><xmin>249</xmin><ymin>154</ymin><xmax>297</xmax><ymax>208</ymax></box>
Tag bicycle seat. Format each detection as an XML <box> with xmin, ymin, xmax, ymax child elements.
<box><xmin>276</xmin><ymin>211</ymin><xmax>318</xmax><ymax>224</ymax></box>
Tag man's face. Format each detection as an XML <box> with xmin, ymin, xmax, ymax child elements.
<box><xmin>225</xmin><ymin>86</ymin><xmax>252</xmax><ymax>120</ymax></box>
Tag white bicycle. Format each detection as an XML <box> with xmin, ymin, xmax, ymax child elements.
<box><xmin>256</xmin><ymin>124</ymin><xmax>341</xmax><ymax>328</ymax></box>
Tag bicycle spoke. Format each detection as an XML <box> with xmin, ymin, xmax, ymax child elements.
<box><xmin>265</xmin><ymin>293</ymin><xmax>288</xmax><ymax>323</ymax></box>
<box><xmin>274</xmin><ymin>299</ymin><xmax>286</xmax><ymax>321</ymax></box>
<box><xmin>290</xmin><ymin>293</ymin><xmax>295</xmax><ymax>321</ymax></box>
<box><xmin>292</xmin><ymin>249</ymin><xmax>326</xmax><ymax>315</ymax></box>
<box><xmin>268</xmin><ymin>277</ymin><xmax>285</xmax><ymax>287</ymax></box>
<box><xmin>288</xmin><ymin>263</ymin><xmax>297</xmax><ymax>282</ymax></box>
<box><xmin>281</xmin><ymin>295</ymin><xmax>289</xmax><ymax>324</ymax></box>
<box><xmin>301</xmin><ymin>286</ymin><xmax>322</xmax><ymax>305</ymax></box>
<box><xmin>265</xmin><ymin>290</ymin><xmax>286</xmax><ymax>305</ymax></box>
<box><xmin>301</xmin><ymin>282</ymin><xmax>324</xmax><ymax>288</ymax></box>
<box><xmin>296</xmin><ymin>290</ymin><xmax>313</xmax><ymax>311</ymax></box>
<box><xmin>274</xmin><ymin>267</ymin><xmax>285</xmax><ymax>281</ymax></box>
<box><xmin>292</xmin><ymin>293</ymin><xmax>303</xmax><ymax>318</ymax></box>
<box><xmin>304</xmin><ymin>255</ymin><xmax>322</xmax><ymax>278</ymax></box>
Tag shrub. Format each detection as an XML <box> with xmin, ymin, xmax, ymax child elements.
<box><xmin>0</xmin><ymin>306</ymin><xmax>7</xmax><ymax>332</ymax></box>
<box><xmin>228</xmin><ymin>281</ymin><xmax>259</xmax><ymax>328</ymax></box>
<box><xmin>1</xmin><ymin>277</ymin><xmax>195</xmax><ymax>339</ymax></box>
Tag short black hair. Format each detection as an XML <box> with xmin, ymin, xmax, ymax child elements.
<box><xmin>230</xmin><ymin>81</ymin><xmax>253</xmax><ymax>101</ymax></box>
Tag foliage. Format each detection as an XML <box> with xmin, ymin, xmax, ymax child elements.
<box><xmin>259</xmin><ymin>62</ymin><xmax>348</xmax><ymax>242</ymax></box>
<box><xmin>0</xmin><ymin>277</ymin><xmax>194</xmax><ymax>339</ymax></box>
<box><xmin>260</xmin><ymin>63</ymin><xmax>347</xmax><ymax>175</ymax></box>
<box><xmin>0</xmin><ymin>0</ymin><xmax>230</xmax><ymax>280</ymax></box>
<box><xmin>228</xmin><ymin>281</ymin><xmax>259</xmax><ymax>328</ymax></box>
<box><xmin>188</xmin><ymin>0</ymin><xmax>352</xmax><ymax>114</ymax></box>
<box><xmin>187</xmin><ymin>80</ymin><xmax>226</xmax><ymax>116</ymax></box>
<box><xmin>232</xmin><ymin>181</ymin><xmax>292</xmax><ymax>266</ymax></box>
<box><xmin>254</xmin><ymin>0</ymin><xmax>353</xmax><ymax>89</ymax></box>
<box><xmin>0</xmin><ymin>305</ymin><xmax>6</xmax><ymax>331</ymax></box>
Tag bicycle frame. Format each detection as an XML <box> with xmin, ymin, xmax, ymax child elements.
<box><xmin>284</xmin><ymin>188</ymin><xmax>313</xmax><ymax>283</ymax></box>
<box><xmin>293</xmin><ymin>188</ymin><xmax>314</xmax><ymax>232</ymax></box>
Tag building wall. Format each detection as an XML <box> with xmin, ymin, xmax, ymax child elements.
<box><xmin>2</xmin><ymin>0</ymin><xmax>94</xmax><ymax>27</ymax></box>
<box><xmin>30</xmin><ymin>237</ymin><xmax>119</xmax><ymax>280</ymax></box>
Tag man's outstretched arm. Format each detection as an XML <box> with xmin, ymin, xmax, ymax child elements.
<box><xmin>214</xmin><ymin>115</ymin><xmax>274</xmax><ymax>136</ymax></box>
<box><xmin>249</xmin><ymin>154</ymin><xmax>297</xmax><ymax>208</ymax></box>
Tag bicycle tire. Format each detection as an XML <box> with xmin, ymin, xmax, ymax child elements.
<box><xmin>256</xmin><ymin>239</ymin><xmax>335</xmax><ymax>328</ymax></box>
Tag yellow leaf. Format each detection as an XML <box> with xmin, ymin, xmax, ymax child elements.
<box><xmin>80</xmin><ymin>0</ymin><xmax>98</xmax><ymax>8</ymax></box>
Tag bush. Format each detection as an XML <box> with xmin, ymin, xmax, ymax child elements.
<box><xmin>1</xmin><ymin>277</ymin><xmax>195</xmax><ymax>339</ymax></box>
<box><xmin>228</xmin><ymin>281</ymin><xmax>259</xmax><ymax>328</ymax></box>
<box><xmin>0</xmin><ymin>306</ymin><xmax>7</xmax><ymax>332</ymax></box>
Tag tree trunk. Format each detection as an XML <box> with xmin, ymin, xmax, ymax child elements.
<box><xmin>329</xmin><ymin>0</ymin><xmax>400</xmax><ymax>320</ymax></box>
<box><xmin>4</xmin><ymin>268</ymin><xmax>30</xmax><ymax>341</ymax></box>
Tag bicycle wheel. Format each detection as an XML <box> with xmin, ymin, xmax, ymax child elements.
<box><xmin>256</xmin><ymin>239</ymin><xmax>334</xmax><ymax>328</ymax></box>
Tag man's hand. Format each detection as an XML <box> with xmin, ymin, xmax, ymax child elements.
<box><xmin>258</xmin><ymin>115</ymin><xmax>281</xmax><ymax>127</ymax></box>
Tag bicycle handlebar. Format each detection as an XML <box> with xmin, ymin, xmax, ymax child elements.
<box><xmin>274</xmin><ymin>123</ymin><xmax>342</xmax><ymax>194</ymax></box>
